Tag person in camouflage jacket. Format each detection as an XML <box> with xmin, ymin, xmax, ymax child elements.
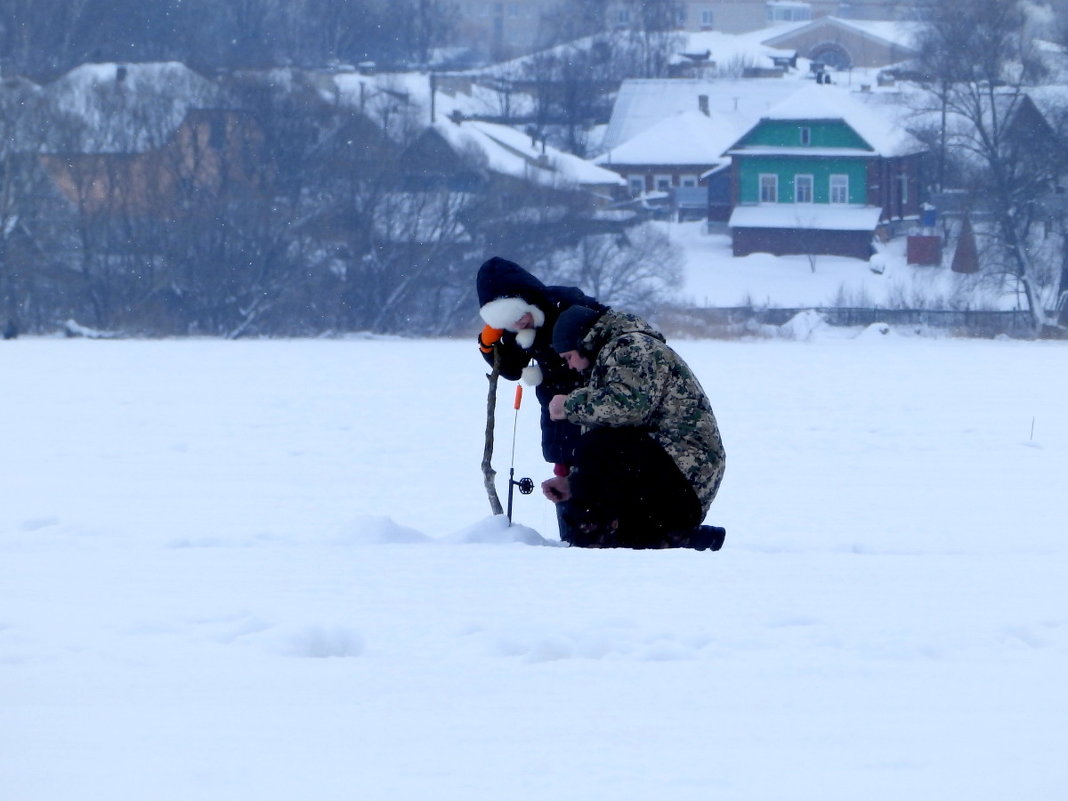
<box><xmin>543</xmin><ymin>306</ymin><xmax>726</xmax><ymax>550</ymax></box>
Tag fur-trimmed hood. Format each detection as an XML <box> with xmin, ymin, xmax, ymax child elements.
<box><xmin>476</xmin><ymin>257</ymin><xmax>549</xmax><ymax>347</ymax></box>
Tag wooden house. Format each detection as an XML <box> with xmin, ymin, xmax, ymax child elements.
<box><xmin>725</xmin><ymin>83</ymin><xmax>928</xmax><ymax>259</ymax></box>
<box><xmin>598</xmin><ymin>78</ymin><xmax>801</xmax><ymax>222</ymax></box>
<box><xmin>595</xmin><ymin>109</ymin><xmax>739</xmax><ymax>203</ymax></box>
<box><xmin>40</xmin><ymin>109</ymin><xmax>266</xmax><ymax>216</ymax></box>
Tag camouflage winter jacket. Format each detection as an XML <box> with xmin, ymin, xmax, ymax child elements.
<box><xmin>562</xmin><ymin>311</ymin><xmax>725</xmax><ymax>515</ymax></box>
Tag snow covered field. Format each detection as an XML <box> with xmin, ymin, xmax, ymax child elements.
<box><xmin>670</xmin><ymin>221</ymin><xmax>1003</xmax><ymax>311</ymax></box>
<box><xmin>2</xmin><ymin>332</ymin><xmax>1066</xmax><ymax>800</ymax></box>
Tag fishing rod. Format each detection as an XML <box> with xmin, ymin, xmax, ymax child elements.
<box><xmin>506</xmin><ymin>384</ymin><xmax>534</xmax><ymax>524</ymax></box>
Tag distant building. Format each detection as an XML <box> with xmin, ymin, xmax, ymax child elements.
<box><xmin>41</xmin><ymin>109</ymin><xmax>265</xmax><ymax>216</ymax></box>
<box><xmin>450</xmin><ymin>1</ymin><xmax>909</xmax><ymax>59</ymax></box>
<box><xmin>599</xmin><ymin>77</ymin><xmax>805</xmax><ymax>222</ymax></box>
<box><xmin>452</xmin><ymin>0</ymin><xmax>566</xmax><ymax>59</ymax></box>
<box><xmin>724</xmin><ymin>82</ymin><xmax>928</xmax><ymax>259</ymax></box>
<box><xmin>601</xmin><ymin>77</ymin><xmax>802</xmax><ymax>153</ymax></box>
<box><xmin>596</xmin><ymin>109</ymin><xmax>732</xmax><ymax>197</ymax></box>
<box><xmin>761</xmin><ymin>16</ymin><xmax>919</xmax><ymax>70</ymax></box>
<box><xmin>612</xmin><ymin>2</ymin><xmax>909</xmax><ymax>35</ymax></box>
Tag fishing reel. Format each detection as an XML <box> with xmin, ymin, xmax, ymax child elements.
<box><xmin>510</xmin><ymin>476</ymin><xmax>535</xmax><ymax>495</ymax></box>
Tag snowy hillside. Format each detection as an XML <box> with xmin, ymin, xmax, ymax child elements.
<box><xmin>2</xmin><ymin>334</ymin><xmax>1066</xmax><ymax>800</ymax></box>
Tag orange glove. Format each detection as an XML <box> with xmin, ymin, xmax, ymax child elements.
<box><xmin>478</xmin><ymin>325</ymin><xmax>505</xmax><ymax>354</ymax></box>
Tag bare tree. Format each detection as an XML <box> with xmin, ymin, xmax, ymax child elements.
<box><xmin>538</xmin><ymin>223</ymin><xmax>683</xmax><ymax>317</ymax></box>
<box><xmin>617</xmin><ymin>0</ymin><xmax>685</xmax><ymax>79</ymax></box>
<box><xmin>538</xmin><ymin>0</ymin><xmax>610</xmax><ymax>45</ymax></box>
<box><xmin>1</xmin><ymin>0</ymin><xmax>460</xmax><ymax>78</ymax></box>
<box><xmin>914</xmin><ymin>0</ymin><xmax>1064</xmax><ymax>334</ymax></box>
<box><xmin>518</xmin><ymin>42</ymin><xmax>616</xmax><ymax>156</ymax></box>
<box><xmin>0</xmin><ymin>83</ymin><xmax>64</xmax><ymax>331</ymax></box>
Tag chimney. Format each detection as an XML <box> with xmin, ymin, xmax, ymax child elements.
<box><xmin>698</xmin><ymin>94</ymin><xmax>709</xmax><ymax>116</ymax></box>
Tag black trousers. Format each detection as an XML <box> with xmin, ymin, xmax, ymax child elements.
<box><xmin>562</xmin><ymin>427</ymin><xmax>701</xmax><ymax>549</ymax></box>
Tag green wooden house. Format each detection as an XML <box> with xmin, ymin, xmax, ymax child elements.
<box><xmin>725</xmin><ymin>83</ymin><xmax>928</xmax><ymax>259</ymax></box>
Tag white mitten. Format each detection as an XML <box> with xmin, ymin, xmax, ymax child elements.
<box><xmin>515</xmin><ymin>328</ymin><xmax>536</xmax><ymax>349</ymax></box>
<box><xmin>521</xmin><ymin>363</ymin><xmax>543</xmax><ymax>386</ymax></box>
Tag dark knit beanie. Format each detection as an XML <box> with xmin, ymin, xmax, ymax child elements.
<box><xmin>552</xmin><ymin>305</ymin><xmax>601</xmax><ymax>353</ymax></box>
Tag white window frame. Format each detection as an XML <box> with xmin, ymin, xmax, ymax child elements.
<box><xmin>680</xmin><ymin>175</ymin><xmax>699</xmax><ymax>188</ymax></box>
<box><xmin>897</xmin><ymin>173</ymin><xmax>909</xmax><ymax>204</ymax></box>
<box><xmin>759</xmin><ymin>173</ymin><xmax>778</xmax><ymax>203</ymax></box>
<box><xmin>829</xmin><ymin>173</ymin><xmax>849</xmax><ymax>204</ymax></box>
<box><xmin>701</xmin><ymin>10</ymin><xmax>714</xmax><ymax>26</ymax></box>
<box><xmin>628</xmin><ymin>175</ymin><xmax>645</xmax><ymax>196</ymax></box>
<box><xmin>767</xmin><ymin>2</ymin><xmax>813</xmax><ymax>22</ymax></box>
<box><xmin>794</xmin><ymin>174</ymin><xmax>814</xmax><ymax>203</ymax></box>
<box><xmin>655</xmin><ymin>174</ymin><xmax>673</xmax><ymax>192</ymax></box>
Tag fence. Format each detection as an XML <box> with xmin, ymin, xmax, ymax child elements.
<box><xmin>676</xmin><ymin>306</ymin><xmax>1038</xmax><ymax>338</ymax></box>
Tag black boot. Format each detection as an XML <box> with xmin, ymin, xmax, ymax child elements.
<box><xmin>661</xmin><ymin>525</ymin><xmax>726</xmax><ymax>551</ymax></box>
<box><xmin>692</xmin><ymin>525</ymin><xmax>726</xmax><ymax>552</ymax></box>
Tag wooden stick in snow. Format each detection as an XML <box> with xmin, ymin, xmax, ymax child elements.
<box><xmin>482</xmin><ymin>347</ymin><xmax>504</xmax><ymax>516</ymax></box>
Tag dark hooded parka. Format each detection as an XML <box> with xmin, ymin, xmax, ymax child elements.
<box><xmin>476</xmin><ymin>257</ymin><xmax>607</xmax><ymax>467</ymax></box>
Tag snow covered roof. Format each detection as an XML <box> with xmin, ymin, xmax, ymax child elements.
<box><xmin>729</xmin><ymin>204</ymin><xmax>883</xmax><ymax>231</ymax></box>
<box><xmin>671</xmin><ymin>26</ymin><xmax>803</xmax><ymax>68</ymax></box>
<box><xmin>432</xmin><ymin>118</ymin><xmax>624</xmax><ymax>188</ymax></box>
<box><xmin>839</xmin><ymin>19</ymin><xmax>921</xmax><ymax>51</ymax></box>
<box><xmin>762</xmin><ymin>16</ymin><xmax>921</xmax><ymax>53</ymax></box>
<box><xmin>1021</xmin><ymin>83</ymin><xmax>1068</xmax><ymax>123</ymax></box>
<box><xmin>596</xmin><ymin>110</ymin><xmax>740</xmax><ymax>168</ymax></box>
<box><xmin>601</xmin><ymin>78</ymin><xmax>805</xmax><ymax>153</ymax></box>
<box><xmin>331</xmin><ymin>71</ymin><xmax>535</xmax><ymax>130</ymax></box>
<box><xmin>43</xmin><ymin>62</ymin><xmax>228</xmax><ymax>153</ymax></box>
<box><xmin>749</xmin><ymin>83</ymin><xmax>926</xmax><ymax>157</ymax></box>
<box><xmin>479</xmin><ymin>23</ymin><xmax>806</xmax><ymax>80</ymax></box>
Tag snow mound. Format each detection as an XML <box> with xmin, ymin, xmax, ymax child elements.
<box><xmin>779</xmin><ymin>309</ymin><xmax>827</xmax><ymax>340</ymax></box>
<box><xmin>62</xmin><ymin>318</ymin><xmax>120</xmax><ymax>339</ymax></box>
<box><xmin>856</xmin><ymin>321</ymin><xmax>895</xmax><ymax>339</ymax></box>
<box><xmin>445</xmin><ymin>515</ymin><xmax>560</xmax><ymax>546</ymax></box>
<box><xmin>333</xmin><ymin>515</ymin><xmax>432</xmax><ymax>545</ymax></box>
<box><xmin>331</xmin><ymin>515</ymin><xmax>559</xmax><ymax>546</ymax></box>
<box><xmin>280</xmin><ymin>626</ymin><xmax>365</xmax><ymax>659</ymax></box>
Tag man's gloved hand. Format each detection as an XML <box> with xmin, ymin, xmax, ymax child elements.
<box><xmin>541</xmin><ymin>476</ymin><xmax>571</xmax><ymax>503</ymax></box>
<box><xmin>478</xmin><ymin>325</ymin><xmax>505</xmax><ymax>354</ymax></box>
<box><xmin>548</xmin><ymin>394</ymin><xmax>569</xmax><ymax>421</ymax></box>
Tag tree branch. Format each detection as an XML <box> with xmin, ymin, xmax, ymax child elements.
<box><xmin>481</xmin><ymin>347</ymin><xmax>504</xmax><ymax>516</ymax></box>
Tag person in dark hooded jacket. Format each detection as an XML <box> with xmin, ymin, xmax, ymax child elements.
<box><xmin>543</xmin><ymin>305</ymin><xmax>726</xmax><ymax>550</ymax></box>
<box><xmin>475</xmin><ymin>257</ymin><xmax>608</xmax><ymax>533</ymax></box>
